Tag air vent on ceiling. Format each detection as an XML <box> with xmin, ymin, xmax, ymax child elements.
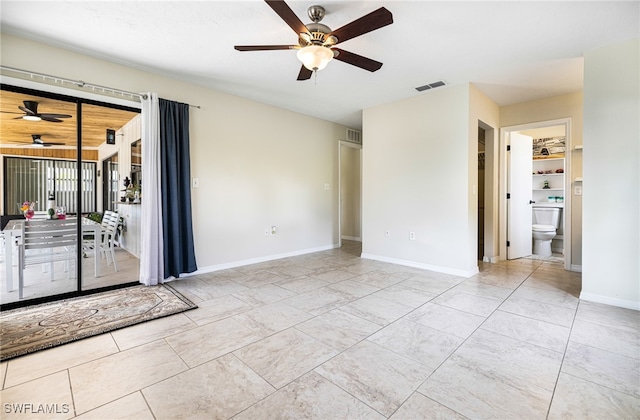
<box><xmin>415</xmin><ymin>80</ymin><xmax>447</xmax><ymax>92</ymax></box>
<box><xmin>345</xmin><ymin>128</ymin><xmax>362</xmax><ymax>145</ymax></box>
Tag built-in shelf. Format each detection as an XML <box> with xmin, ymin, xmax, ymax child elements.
<box><xmin>533</xmin><ymin>157</ymin><xmax>565</xmax><ymax>162</ymax></box>
<box><xmin>574</xmin><ymin>177</ymin><xmax>583</xmax><ymax>182</ymax></box>
<box><xmin>574</xmin><ymin>145</ymin><xmax>583</xmax><ymax>150</ymax></box>
<box><xmin>532</xmin><ymin>157</ymin><xmax>565</xmax><ymax>204</ymax></box>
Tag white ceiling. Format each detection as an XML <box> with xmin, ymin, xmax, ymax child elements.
<box><xmin>1</xmin><ymin>1</ymin><xmax>638</xmax><ymax>129</ymax></box>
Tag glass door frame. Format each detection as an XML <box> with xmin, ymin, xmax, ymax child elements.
<box><xmin>1</xmin><ymin>83</ymin><xmax>140</xmax><ymax>310</ymax></box>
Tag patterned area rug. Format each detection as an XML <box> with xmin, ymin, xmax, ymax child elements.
<box><xmin>0</xmin><ymin>284</ymin><xmax>197</xmax><ymax>361</ymax></box>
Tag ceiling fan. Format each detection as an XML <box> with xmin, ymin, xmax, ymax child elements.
<box><xmin>2</xmin><ymin>100</ymin><xmax>72</xmax><ymax>122</ymax></box>
<box><xmin>8</xmin><ymin>134</ymin><xmax>66</xmax><ymax>147</ymax></box>
<box><xmin>234</xmin><ymin>1</ymin><xmax>393</xmax><ymax>80</ymax></box>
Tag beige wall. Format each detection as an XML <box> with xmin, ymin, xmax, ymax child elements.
<box><xmin>582</xmin><ymin>38</ymin><xmax>639</xmax><ymax>309</ymax></box>
<box><xmin>500</xmin><ymin>91</ymin><xmax>583</xmax><ymax>266</ymax></box>
<box><xmin>362</xmin><ymin>84</ymin><xmax>498</xmax><ymax>276</ymax></box>
<box><xmin>1</xmin><ymin>34</ymin><xmax>349</xmax><ymax>270</ymax></box>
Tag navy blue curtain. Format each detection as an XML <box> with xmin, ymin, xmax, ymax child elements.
<box><xmin>159</xmin><ymin>99</ymin><xmax>197</xmax><ymax>278</ymax></box>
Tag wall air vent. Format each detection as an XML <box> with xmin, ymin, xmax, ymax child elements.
<box><xmin>345</xmin><ymin>128</ymin><xmax>362</xmax><ymax>145</ymax></box>
<box><xmin>415</xmin><ymin>80</ymin><xmax>447</xmax><ymax>92</ymax></box>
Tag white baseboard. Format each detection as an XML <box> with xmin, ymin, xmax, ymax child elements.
<box><xmin>185</xmin><ymin>243</ymin><xmax>340</xmax><ymax>276</ymax></box>
<box><xmin>361</xmin><ymin>253</ymin><xmax>478</xmax><ymax>278</ymax></box>
<box><xmin>570</xmin><ymin>264</ymin><xmax>582</xmax><ymax>272</ymax></box>
<box><xmin>579</xmin><ymin>292</ymin><xmax>640</xmax><ymax>311</ymax></box>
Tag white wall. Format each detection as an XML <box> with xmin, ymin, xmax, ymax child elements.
<box><xmin>1</xmin><ymin>34</ymin><xmax>348</xmax><ymax>270</ymax></box>
<box><xmin>362</xmin><ymin>84</ymin><xmax>497</xmax><ymax>277</ymax></box>
<box><xmin>96</xmin><ymin>115</ymin><xmax>140</xmax><ymax>211</ymax></box>
<box><xmin>582</xmin><ymin>38</ymin><xmax>640</xmax><ymax>309</ymax></box>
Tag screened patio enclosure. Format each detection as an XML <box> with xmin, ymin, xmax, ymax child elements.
<box><xmin>4</xmin><ymin>157</ymin><xmax>96</xmax><ymax>216</ymax></box>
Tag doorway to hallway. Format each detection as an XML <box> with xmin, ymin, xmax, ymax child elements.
<box><xmin>338</xmin><ymin>141</ymin><xmax>362</xmax><ymax>248</ymax></box>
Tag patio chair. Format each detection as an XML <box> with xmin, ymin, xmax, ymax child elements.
<box><xmin>18</xmin><ymin>219</ymin><xmax>77</xmax><ymax>299</ymax></box>
<box><xmin>100</xmin><ymin>211</ymin><xmax>119</xmax><ymax>272</ymax></box>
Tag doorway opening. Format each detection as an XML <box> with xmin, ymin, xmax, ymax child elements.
<box><xmin>500</xmin><ymin>118</ymin><xmax>573</xmax><ymax>270</ymax></box>
<box><xmin>478</xmin><ymin>127</ymin><xmax>486</xmax><ymax>260</ymax></box>
<box><xmin>478</xmin><ymin>120</ymin><xmax>498</xmax><ymax>264</ymax></box>
<box><xmin>338</xmin><ymin>141</ymin><xmax>362</xmax><ymax>248</ymax></box>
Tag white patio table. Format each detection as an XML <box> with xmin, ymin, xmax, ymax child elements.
<box><xmin>1</xmin><ymin>217</ymin><xmax>102</xmax><ymax>292</ymax></box>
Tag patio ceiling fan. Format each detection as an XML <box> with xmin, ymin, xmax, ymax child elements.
<box><xmin>9</xmin><ymin>134</ymin><xmax>66</xmax><ymax>147</ymax></box>
<box><xmin>234</xmin><ymin>1</ymin><xmax>393</xmax><ymax>80</ymax></box>
<box><xmin>1</xmin><ymin>100</ymin><xmax>72</xmax><ymax>122</ymax></box>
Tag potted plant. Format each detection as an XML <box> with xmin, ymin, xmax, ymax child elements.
<box><xmin>125</xmin><ymin>183</ymin><xmax>140</xmax><ymax>203</ymax></box>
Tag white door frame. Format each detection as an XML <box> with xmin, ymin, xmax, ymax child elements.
<box><xmin>338</xmin><ymin>141</ymin><xmax>362</xmax><ymax>248</ymax></box>
<box><xmin>499</xmin><ymin>118</ymin><xmax>573</xmax><ymax>270</ymax></box>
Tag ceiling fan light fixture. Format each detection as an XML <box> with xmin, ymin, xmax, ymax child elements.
<box><xmin>297</xmin><ymin>45</ymin><xmax>333</xmax><ymax>71</ymax></box>
<box><xmin>23</xmin><ymin>115</ymin><xmax>42</xmax><ymax>121</ymax></box>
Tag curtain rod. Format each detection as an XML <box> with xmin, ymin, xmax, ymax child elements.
<box><xmin>0</xmin><ymin>65</ymin><xmax>201</xmax><ymax>109</ymax></box>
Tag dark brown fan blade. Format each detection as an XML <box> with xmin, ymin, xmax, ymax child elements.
<box><xmin>329</xmin><ymin>7</ymin><xmax>393</xmax><ymax>45</ymax></box>
<box><xmin>39</xmin><ymin>113</ymin><xmax>72</xmax><ymax>119</ymax></box>
<box><xmin>265</xmin><ymin>0</ymin><xmax>309</xmax><ymax>35</ymax></box>
<box><xmin>297</xmin><ymin>65</ymin><xmax>313</xmax><ymax>81</ymax></box>
<box><xmin>18</xmin><ymin>106</ymin><xmax>37</xmax><ymax>115</ymax></box>
<box><xmin>40</xmin><ymin>116</ymin><xmax>64</xmax><ymax>123</ymax></box>
<box><xmin>235</xmin><ymin>45</ymin><xmax>296</xmax><ymax>51</ymax></box>
<box><xmin>332</xmin><ymin>48</ymin><xmax>383</xmax><ymax>72</ymax></box>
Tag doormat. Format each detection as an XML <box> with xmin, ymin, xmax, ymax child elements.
<box><xmin>0</xmin><ymin>284</ymin><xmax>197</xmax><ymax>361</ymax></box>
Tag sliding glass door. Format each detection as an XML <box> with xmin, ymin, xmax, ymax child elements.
<box><xmin>1</xmin><ymin>84</ymin><xmax>140</xmax><ymax>308</ymax></box>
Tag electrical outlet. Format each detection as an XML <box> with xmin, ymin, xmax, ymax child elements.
<box><xmin>324</xmin><ymin>183</ymin><xmax>330</xmax><ymax>191</ymax></box>
<box><xmin>271</xmin><ymin>226</ymin><xmax>277</xmax><ymax>236</ymax></box>
<box><xmin>409</xmin><ymin>231</ymin><xmax>416</xmax><ymax>240</ymax></box>
<box><xmin>574</xmin><ymin>185</ymin><xmax>582</xmax><ymax>196</ymax></box>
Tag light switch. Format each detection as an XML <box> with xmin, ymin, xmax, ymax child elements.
<box><xmin>192</xmin><ymin>178</ymin><xmax>199</xmax><ymax>188</ymax></box>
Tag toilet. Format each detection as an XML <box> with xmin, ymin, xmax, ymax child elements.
<box><xmin>532</xmin><ymin>207</ymin><xmax>562</xmax><ymax>257</ymax></box>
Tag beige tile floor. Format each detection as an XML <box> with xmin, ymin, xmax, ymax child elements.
<box><xmin>1</xmin><ymin>241</ymin><xmax>638</xmax><ymax>419</ymax></box>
